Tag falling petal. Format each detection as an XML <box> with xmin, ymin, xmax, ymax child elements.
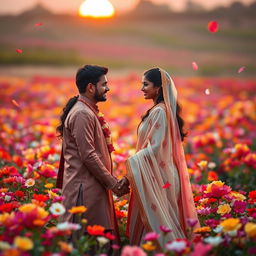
<box><xmin>208</xmin><ymin>21</ymin><xmax>218</xmax><ymax>33</ymax></box>
<box><xmin>16</xmin><ymin>49</ymin><xmax>23</xmax><ymax>54</ymax></box>
<box><xmin>162</xmin><ymin>182</ymin><xmax>171</xmax><ymax>189</ymax></box>
<box><xmin>238</xmin><ymin>66</ymin><xmax>245</xmax><ymax>74</ymax></box>
<box><xmin>205</xmin><ymin>89</ymin><xmax>210</xmax><ymax>95</ymax></box>
<box><xmin>34</xmin><ymin>22</ymin><xmax>43</xmax><ymax>27</ymax></box>
<box><xmin>192</xmin><ymin>62</ymin><xmax>199</xmax><ymax>71</ymax></box>
<box><xmin>12</xmin><ymin>99</ymin><xmax>21</xmax><ymax>108</ymax></box>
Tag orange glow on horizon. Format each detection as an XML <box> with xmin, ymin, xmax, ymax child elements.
<box><xmin>79</xmin><ymin>0</ymin><xmax>115</xmax><ymax>18</ymax></box>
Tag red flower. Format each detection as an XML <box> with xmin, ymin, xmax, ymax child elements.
<box><xmin>115</xmin><ymin>210</ymin><xmax>126</xmax><ymax>219</ymax></box>
<box><xmin>0</xmin><ymin>202</ymin><xmax>19</xmax><ymax>213</ymax></box>
<box><xmin>194</xmin><ymin>196</ymin><xmax>202</xmax><ymax>202</ymax></box>
<box><xmin>33</xmin><ymin>194</ymin><xmax>48</xmax><ymax>202</ymax></box>
<box><xmin>104</xmin><ymin>232</ymin><xmax>116</xmax><ymax>240</ymax></box>
<box><xmin>208</xmin><ymin>171</ymin><xmax>218</xmax><ymax>182</ymax></box>
<box><xmin>108</xmin><ymin>144</ymin><xmax>115</xmax><ymax>153</ymax></box>
<box><xmin>248</xmin><ymin>190</ymin><xmax>256</xmax><ymax>204</ymax></box>
<box><xmin>103</xmin><ymin>128</ymin><xmax>111</xmax><ymax>137</ymax></box>
<box><xmin>87</xmin><ymin>225</ymin><xmax>105</xmax><ymax>236</ymax></box>
<box><xmin>14</xmin><ymin>190</ymin><xmax>25</xmax><ymax>198</ymax></box>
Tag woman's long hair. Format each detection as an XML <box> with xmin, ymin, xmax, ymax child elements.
<box><xmin>142</xmin><ymin>68</ymin><xmax>187</xmax><ymax>141</ymax></box>
<box><xmin>56</xmin><ymin>65</ymin><xmax>108</xmax><ymax>138</ymax></box>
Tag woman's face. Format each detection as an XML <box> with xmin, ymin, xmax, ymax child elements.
<box><xmin>141</xmin><ymin>76</ymin><xmax>159</xmax><ymax>100</ymax></box>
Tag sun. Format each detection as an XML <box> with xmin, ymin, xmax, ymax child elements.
<box><xmin>79</xmin><ymin>0</ymin><xmax>115</xmax><ymax>18</ymax></box>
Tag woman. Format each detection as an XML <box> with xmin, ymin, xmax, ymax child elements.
<box><xmin>126</xmin><ymin>68</ymin><xmax>199</xmax><ymax>249</ymax></box>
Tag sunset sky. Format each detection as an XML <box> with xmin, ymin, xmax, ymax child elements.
<box><xmin>0</xmin><ymin>0</ymin><xmax>254</xmax><ymax>15</ymax></box>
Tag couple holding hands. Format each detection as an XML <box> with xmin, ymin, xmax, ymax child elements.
<box><xmin>56</xmin><ymin>65</ymin><xmax>199</xmax><ymax>251</ymax></box>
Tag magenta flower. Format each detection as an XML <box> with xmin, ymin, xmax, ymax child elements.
<box><xmin>190</xmin><ymin>242</ymin><xmax>212</xmax><ymax>256</ymax></box>
<box><xmin>197</xmin><ymin>207</ymin><xmax>212</xmax><ymax>215</ymax></box>
<box><xmin>233</xmin><ymin>200</ymin><xmax>247</xmax><ymax>214</ymax></box>
<box><xmin>204</xmin><ymin>219</ymin><xmax>220</xmax><ymax>228</ymax></box>
<box><xmin>144</xmin><ymin>231</ymin><xmax>160</xmax><ymax>241</ymax></box>
<box><xmin>121</xmin><ymin>245</ymin><xmax>146</xmax><ymax>256</ymax></box>
<box><xmin>159</xmin><ymin>225</ymin><xmax>172</xmax><ymax>233</ymax></box>
<box><xmin>187</xmin><ymin>218</ymin><xmax>198</xmax><ymax>228</ymax></box>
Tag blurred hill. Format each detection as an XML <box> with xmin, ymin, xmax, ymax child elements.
<box><xmin>0</xmin><ymin>0</ymin><xmax>255</xmax><ymax>76</ymax></box>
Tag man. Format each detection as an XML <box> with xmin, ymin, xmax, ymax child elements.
<box><xmin>56</xmin><ymin>65</ymin><xmax>129</xmax><ymax>244</ymax></box>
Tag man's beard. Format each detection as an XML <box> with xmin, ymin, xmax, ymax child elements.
<box><xmin>94</xmin><ymin>88</ymin><xmax>107</xmax><ymax>102</ymax></box>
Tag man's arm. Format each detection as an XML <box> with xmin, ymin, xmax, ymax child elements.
<box><xmin>71</xmin><ymin>110</ymin><xmax>117</xmax><ymax>189</ymax></box>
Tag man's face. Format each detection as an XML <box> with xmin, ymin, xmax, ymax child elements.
<box><xmin>94</xmin><ymin>75</ymin><xmax>110</xmax><ymax>102</ymax></box>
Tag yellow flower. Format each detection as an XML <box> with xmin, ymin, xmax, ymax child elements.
<box><xmin>193</xmin><ymin>226</ymin><xmax>211</xmax><ymax>233</ymax></box>
<box><xmin>0</xmin><ymin>213</ymin><xmax>10</xmax><ymax>224</ymax></box>
<box><xmin>98</xmin><ymin>112</ymin><xmax>104</xmax><ymax>117</ymax></box>
<box><xmin>48</xmin><ymin>190</ymin><xmax>58</xmax><ymax>199</ymax></box>
<box><xmin>217</xmin><ymin>204</ymin><xmax>231</xmax><ymax>215</ymax></box>
<box><xmin>19</xmin><ymin>204</ymin><xmax>37</xmax><ymax>213</ymax></box>
<box><xmin>19</xmin><ymin>204</ymin><xmax>48</xmax><ymax>219</ymax></box>
<box><xmin>14</xmin><ymin>236</ymin><xmax>34</xmax><ymax>251</ymax></box>
<box><xmin>81</xmin><ymin>218</ymin><xmax>88</xmax><ymax>224</ymax></box>
<box><xmin>69</xmin><ymin>206</ymin><xmax>87</xmax><ymax>214</ymax></box>
<box><xmin>142</xmin><ymin>241</ymin><xmax>156</xmax><ymax>251</ymax></box>
<box><xmin>45</xmin><ymin>183</ymin><xmax>54</xmax><ymax>189</ymax></box>
<box><xmin>245</xmin><ymin>222</ymin><xmax>256</xmax><ymax>238</ymax></box>
<box><xmin>206</xmin><ymin>181</ymin><xmax>225</xmax><ymax>193</ymax></box>
<box><xmin>197</xmin><ymin>160</ymin><xmax>208</xmax><ymax>169</ymax></box>
<box><xmin>229</xmin><ymin>191</ymin><xmax>246</xmax><ymax>201</ymax></box>
<box><xmin>36</xmin><ymin>207</ymin><xmax>49</xmax><ymax>219</ymax></box>
<box><xmin>220</xmin><ymin>218</ymin><xmax>241</xmax><ymax>232</ymax></box>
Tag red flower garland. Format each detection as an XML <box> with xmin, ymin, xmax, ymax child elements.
<box><xmin>97</xmin><ymin>112</ymin><xmax>115</xmax><ymax>153</ymax></box>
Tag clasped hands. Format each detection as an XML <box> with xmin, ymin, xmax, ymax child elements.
<box><xmin>112</xmin><ymin>176</ymin><xmax>130</xmax><ymax>197</ymax></box>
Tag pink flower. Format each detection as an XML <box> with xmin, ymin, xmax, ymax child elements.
<box><xmin>197</xmin><ymin>207</ymin><xmax>212</xmax><ymax>215</ymax></box>
<box><xmin>144</xmin><ymin>232</ymin><xmax>160</xmax><ymax>241</ymax></box>
<box><xmin>159</xmin><ymin>225</ymin><xmax>172</xmax><ymax>233</ymax></box>
<box><xmin>121</xmin><ymin>245</ymin><xmax>146</xmax><ymax>256</ymax></box>
<box><xmin>190</xmin><ymin>242</ymin><xmax>212</xmax><ymax>256</ymax></box>
<box><xmin>187</xmin><ymin>218</ymin><xmax>198</xmax><ymax>228</ymax></box>
<box><xmin>233</xmin><ymin>200</ymin><xmax>247</xmax><ymax>214</ymax></box>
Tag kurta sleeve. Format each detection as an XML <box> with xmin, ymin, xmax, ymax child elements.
<box><xmin>70</xmin><ymin>110</ymin><xmax>117</xmax><ymax>190</ymax></box>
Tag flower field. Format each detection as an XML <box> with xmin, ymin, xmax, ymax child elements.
<box><xmin>0</xmin><ymin>75</ymin><xmax>255</xmax><ymax>255</ymax></box>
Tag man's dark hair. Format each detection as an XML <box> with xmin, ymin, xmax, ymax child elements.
<box><xmin>76</xmin><ymin>65</ymin><xmax>108</xmax><ymax>93</ymax></box>
<box><xmin>56</xmin><ymin>65</ymin><xmax>108</xmax><ymax>137</ymax></box>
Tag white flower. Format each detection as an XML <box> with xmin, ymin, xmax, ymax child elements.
<box><xmin>213</xmin><ymin>226</ymin><xmax>223</xmax><ymax>233</ymax></box>
<box><xmin>97</xmin><ymin>237</ymin><xmax>109</xmax><ymax>247</ymax></box>
<box><xmin>204</xmin><ymin>236</ymin><xmax>224</xmax><ymax>246</ymax></box>
<box><xmin>49</xmin><ymin>203</ymin><xmax>66</xmax><ymax>216</ymax></box>
<box><xmin>57</xmin><ymin>222</ymin><xmax>81</xmax><ymax>231</ymax></box>
<box><xmin>4</xmin><ymin>195</ymin><xmax>11</xmax><ymax>202</ymax></box>
<box><xmin>208</xmin><ymin>162</ymin><xmax>217</xmax><ymax>169</ymax></box>
<box><xmin>227</xmin><ymin>230</ymin><xmax>238</xmax><ymax>237</ymax></box>
<box><xmin>25</xmin><ymin>178</ymin><xmax>35</xmax><ymax>187</ymax></box>
<box><xmin>166</xmin><ymin>240</ymin><xmax>186</xmax><ymax>252</ymax></box>
<box><xmin>0</xmin><ymin>241</ymin><xmax>11</xmax><ymax>250</ymax></box>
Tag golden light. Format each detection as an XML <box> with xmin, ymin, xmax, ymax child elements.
<box><xmin>79</xmin><ymin>0</ymin><xmax>115</xmax><ymax>18</ymax></box>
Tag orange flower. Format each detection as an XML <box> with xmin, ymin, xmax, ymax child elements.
<box><xmin>68</xmin><ymin>206</ymin><xmax>87</xmax><ymax>214</ymax></box>
<box><xmin>208</xmin><ymin>171</ymin><xmax>218</xmax><ymax>181</ymax></box>
<box><xmin>58</xmin><ymin>241</ymin><xmax>73</xmax><ymax>253</ymax></box>
<box><xmin>193</xmin><ymin>226</ymin><xmax>211</xmax><ymax>233</ymax></box>
<box><xmin>87</xmin><ymin>225</ymin><xmax>105</xmax><ymax>236</ymax></box>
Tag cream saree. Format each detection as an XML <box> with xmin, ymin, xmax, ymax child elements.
<box><xmin>126</xmin><ymin>69</ymin><xmax>199</xmax><ymax>249</ymax></box>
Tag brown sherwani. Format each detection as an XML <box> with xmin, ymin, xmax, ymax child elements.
<box><xmin>59</xmin><ymin>95</ymin><xmax>119</xmax><ymax>240</ymax></box>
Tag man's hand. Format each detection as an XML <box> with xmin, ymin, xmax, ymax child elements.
<box><xmin>112</xmin><ymin>177</ymin><xmax>130</xmax><ymax>197</ymax></box>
